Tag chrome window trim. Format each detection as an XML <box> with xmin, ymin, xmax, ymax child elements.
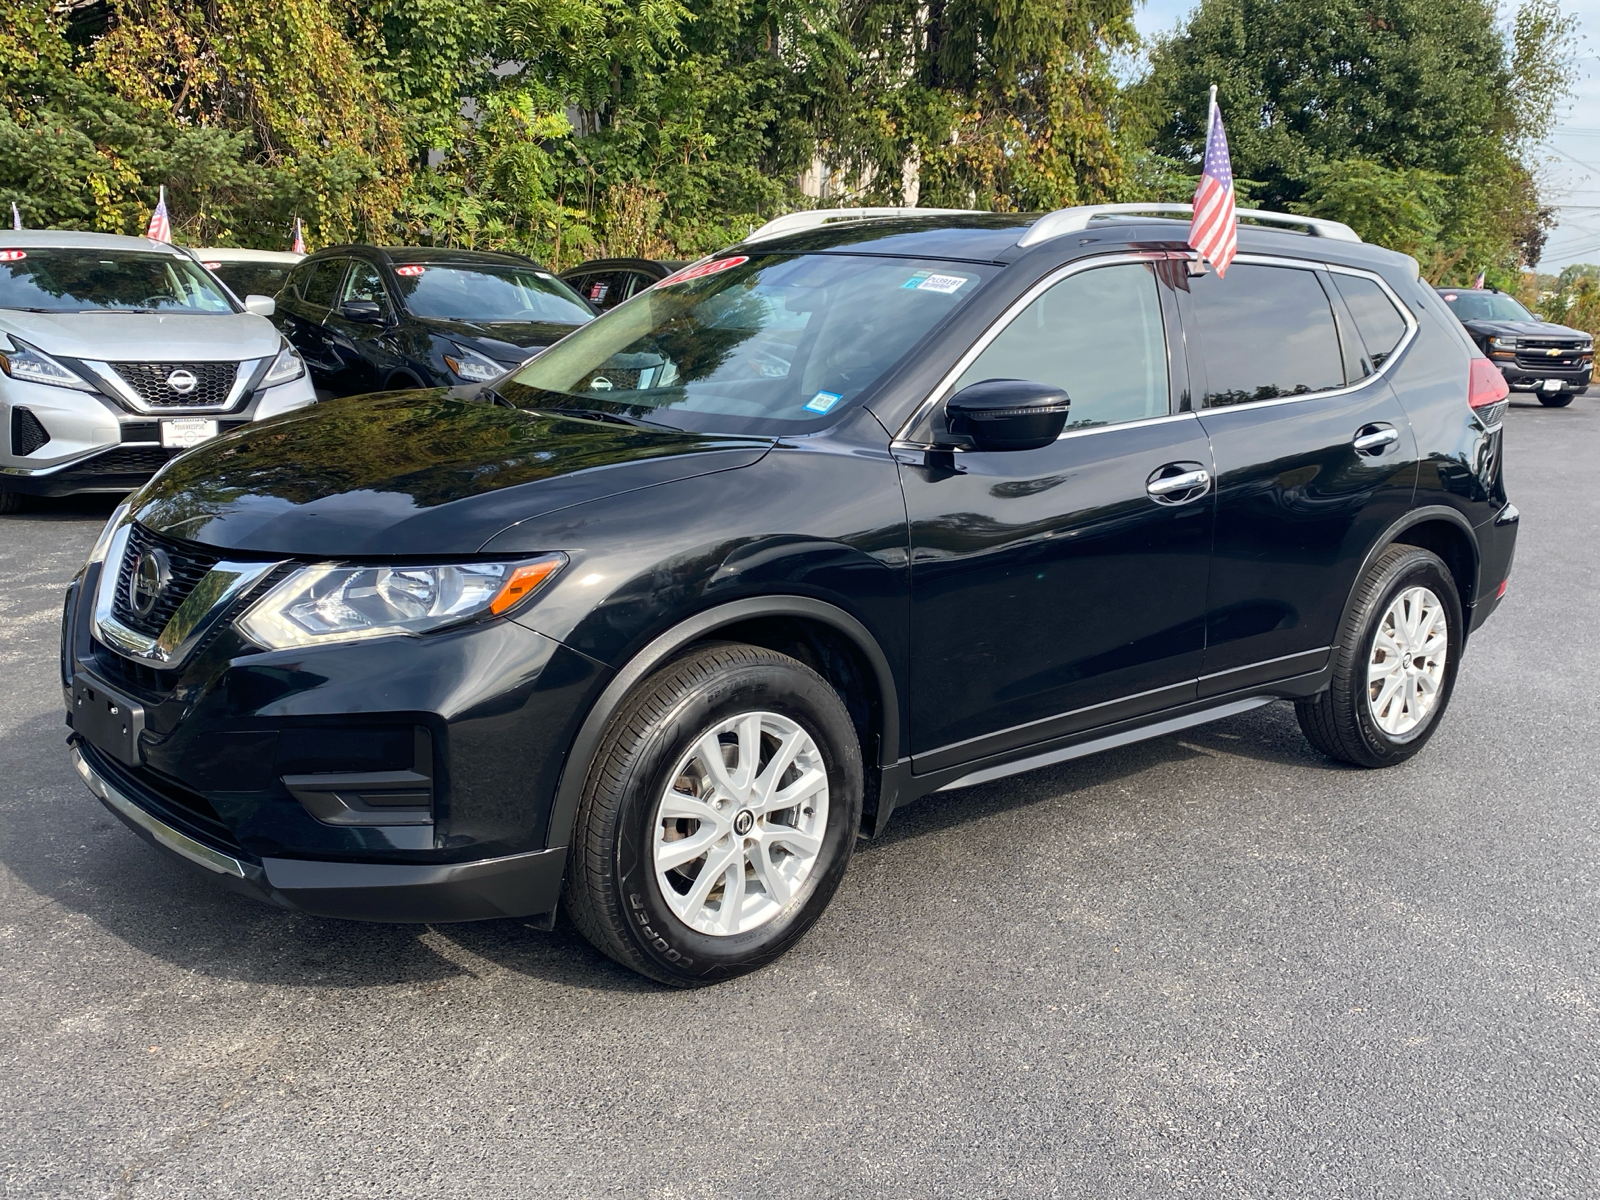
<box><xmin>92</xmin><ymin>523</ymin><xmax>281</xmax><ymax>669</ymax></box>
<box><xmin>892</xmin><ymin>251</ymin><xmax>1175</xmax><ymax>445</ymax></box>
<box><xmin>1186</xmin><ymin>254</ymin><xmax>1420</xmax><ymax>415</ymax></box>
<box><xmin>82</xmin><ymin>358</ymin><xmax>262</xmax><ymax>415</ymax></box>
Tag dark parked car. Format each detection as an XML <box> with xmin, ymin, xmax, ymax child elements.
<box><xmin>63</xmin><ymin>205</ymin><xmax>1518</xmax><ymax>986</ymax></box>
<box><xmin>559</xmin><ymin>257</ymin><xmax>686</xmax><ymax>312</ymax></box>
<box><xmin>273</xmin><ymin>246</ymin><xmax>594</xmax><ymax>397</ymax></box>
<box><xmin>1437</xmin><ymin>286</ymin><xmax>1592</xmax><ymax>407</ymax></box>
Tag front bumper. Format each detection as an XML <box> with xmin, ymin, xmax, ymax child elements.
<box><xmin>63</xmin><ymin>551</ymin><xmax>608</xmax><ymax>923</ymax></box>
<box><xmin>73</xmin><ymin>740</ymin><xmax>567</xmax><ymax>920</ymax></box>
<box><xmin>1492</xmin><ymin>361</ymin><xmax>1592</xmax><ymax>393</ymax></box>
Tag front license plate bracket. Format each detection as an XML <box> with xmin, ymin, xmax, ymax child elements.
<box><xmin>70</xmin><ymin>676</ymin><xmax>146</xmax><ymax>766</ymax></box>
<box><xmin>161</xmin><ymin>418</ymin><xmax>219</xmax><ymax>448</ymax></box>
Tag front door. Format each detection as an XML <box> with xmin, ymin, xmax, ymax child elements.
<box><xmin>322</xmin><ymin>260</ymin><xmax>394</xmax><ymax>396</ymax></box>
<box><xmin>1183</xmin><ymin>259</ymin><xmax>1419</xmax><ymax>694</ymax></box>
<box><xmin>279</xmin><ymin>257</ymin><xmax>349</xmax><ymax>392</ymax></box>
<box><xmin>902</xmin><ymin>258</ymin><xmax>1215</xmax><ymax>774</ymax></box>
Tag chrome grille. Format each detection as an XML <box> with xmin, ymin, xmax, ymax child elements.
<box><xmin>111</xmin><ymin>524</ymin><xmax>223</xmax><ymax>638</ymax></box>
<box><xmin>110</xmin><ymin>362</ymin><xmax>239</xmax><ymax>408</ymax></box>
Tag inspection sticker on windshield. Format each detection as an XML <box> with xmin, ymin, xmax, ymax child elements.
<box><xmin>902</xmin><ymin>271</ymin><xmax>968</xmax><ymax>294</ymax></box>
<box><xmin>804</xmin><ymin>391</ymin><xmax>842</xmax><ymax>414</ymax></box>
<box><xmin>0</xmin><ymin>250</ymin><xmax>26</xmax><ymax>262</ymax></box>
<box><xmin>395</xmin><ymin>265</ymin><xmax>426</xmax><ymax>277</ymax></box>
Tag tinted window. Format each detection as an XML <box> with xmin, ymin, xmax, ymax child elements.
<box><xmin>505</xmin><ymin>253</ymin><xmax>997</xmax><ymax>436</ymax></box>
<box><xmin>1190</xmin><ymin>265</ymin><xmax>1345</xmax><ymax>406</ymax></box>
<box><xmin>0</xmin><ymin>248</ymin><xmax>233</xmax><ymax>314</ymax></box>
<box><xmin>1438</xmin><ymin>289</ymin><xmax>1535</xmax><ymax>323</ymax></box>
<box><xmin>300</xmin><ymin>259</ymin><xmax>347</xmax><ymax>308</ymax></box>
<box><xmin>210</xmin><ymin>262</ymin><xmax>295</xmax><ymax>300</ymax></box>
<box><xmin>953</xmin><ymin>262</ymin><xmax>1169</xmax><ymax>428</ymax></box>
<box><xmin>1333</xmin><ymin>273</ymin><xmax>1409</xmax><ymax>366</ymax></box>
<box><xmin>579</xmin><ymin>272</ymin><xmax>622</xmax><ymax>310</ymax></box>
<box><xmin>394</xmin><ymin>263</ymin><xmax>592</xmax><ymax>323</ymax></box>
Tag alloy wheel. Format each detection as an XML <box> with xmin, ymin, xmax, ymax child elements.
<box><xmin>1367</xmin><ymin>585</ymin><xmax>1449</xmax><ymax>737</ymax></box>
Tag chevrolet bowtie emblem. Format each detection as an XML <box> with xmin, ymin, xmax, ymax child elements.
<box><xmin>1549</xmin><ymin>349</ymin><xmax>1561</xmax><ymax>356</ymax></box>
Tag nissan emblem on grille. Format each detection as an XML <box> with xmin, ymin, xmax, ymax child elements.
<box><xmin>165</xmin><ymin>369</ymin><xmax>199</xmax><ymax>395</ymax></box>
<box><xmin>129</xmin><ymin>547</ymin><xmax>172</xmax><ymax>619</ymax></box>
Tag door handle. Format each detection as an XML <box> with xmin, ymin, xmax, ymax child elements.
<box><xmin>1146</xmin><ymin>466</ymin><xmax>1211</xmax><ymax>501</ymax></box>
<box><xmin>1353</xmin><ymin>424</ymin><xmax>1399</xmax><ymax>454</ymax></box>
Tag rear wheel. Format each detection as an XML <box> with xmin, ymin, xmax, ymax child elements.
<box><xmin>1538</xmin><ymin>393</ymin><xmax>1574</xmax><ymax>407</ymax></box>
<box><xmin>563</xmin><ymin>643</ymin><xmax>862</xmax><ymax>986</ymax></box>
<box><xmin>1297</xmin><ymin>544</ymin><xmax>1463</xmax><ymax>768</ymax></box>
<box><xmin>0</xmin><ymin>488</ymin><xmax>24</xmax><ymax>514</ymax></box>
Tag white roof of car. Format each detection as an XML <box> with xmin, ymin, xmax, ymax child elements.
<box><xmin>192</xmin><ymin>247</ymin><xmax>305</xmax><ymax>264</ymax></box>
<box><xmin>1</xmin><ymin>230</ymin><xmax>187</xmax><ymax>253</ymax></box>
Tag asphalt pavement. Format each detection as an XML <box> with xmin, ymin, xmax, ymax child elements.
<box><xmin>2</xmin><ymin>398</ymin><xmax>1598</xmax><ymax>1199</ymax></box>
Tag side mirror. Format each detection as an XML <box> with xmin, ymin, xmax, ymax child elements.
<box><xmin>944</xmin><ymin>378</ymin><xmax>1071</xmax><ymax>452</ymax></box>
<box><xmin>243</xmin><ymin>294</ymin><xmax>276</xmax><ymax>317</ymax></box>
<box><xmin>340</xmin><ymin>299</ymin><xmax>384</xmax><ymax>324</ymax></box>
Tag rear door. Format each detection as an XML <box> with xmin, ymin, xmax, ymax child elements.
<box><xmin>1183</xmin><ymin>256</ymin><xmax>1419</xmax><ymax>695</ymax></box>
<box><xmin>902</xmin><ymin>256</ymin><xmax>1215</xmax><ymax>773</ymax></box>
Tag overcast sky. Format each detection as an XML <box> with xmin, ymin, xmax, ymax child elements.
<box><xmin>1132</xmin><ymin>0</ymin><xmax>1600</xmax><ymax>270</ymax></box>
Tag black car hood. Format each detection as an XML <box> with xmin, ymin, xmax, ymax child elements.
<box><xmin>416</xmin><ymin>317</ymin><xmax>586</xmax><ymax>363</ymax></box>
<box><xmin>1459</xmin><ymin>317</ymin><xmax>1588</xmax><ymax>340</ymax></box>
<box><xmin>132</xmin><ymin>391</ymin><xmax>773</xmax><ymax>556</ymax></box>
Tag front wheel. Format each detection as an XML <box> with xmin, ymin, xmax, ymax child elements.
<box><xmin>563</xmin><ymin>643</ymin><xmax>862</xmax><ymax>986</ymax></box>
<box><xmin>0</xmin><ymin>488</ymin><xmax>23</xmax><ymax>514</ymax></box>
<box><xmin>1297</xmin><ymin>544</ymin><xmax>1464</xmax><ymax>768</ymax></box>
<box><xmin>1538</xmin><ymin>393</ymin><xmax>1575</xmax><ymax>407</ymax></box>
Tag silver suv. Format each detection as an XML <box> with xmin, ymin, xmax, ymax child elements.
<box><xmin>1</xmin><ymin>231</ymin><xmax>315</xmax><ymax>513</ymax></box>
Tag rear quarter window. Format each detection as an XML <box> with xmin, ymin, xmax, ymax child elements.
<box><xmin>1332</xmin><ymin>273</ymin><xmax>1410</xmax><ymax>366</ymax></box>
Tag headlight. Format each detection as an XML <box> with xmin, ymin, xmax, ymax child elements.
<box><xmin>237</xmin><ymin>554</ymin><xmax>565</xmax><ymax>650</ymax></box>
<box><xmin>443</xmin><ymin>343</ymin><xmax>507</xmax><ymax>383</ymax></box>
<box><xmin>260</xmin><ymin>342</ymin><xmax>306</xmax><ymax>387</ymax></box>
<box><xmin>1487</xmin><ymin>336</ymin><xmax>1519</xmax><ymax>351</ymax></box>
<box><xmin>0</xmin><ymin>334</ymin><xmax>97</xmax><ymax>391</ymax></box>
<box><xmin>86</xmin><ymin>500</ymin><xmax>133</xmax><ymax>567</ymax></box>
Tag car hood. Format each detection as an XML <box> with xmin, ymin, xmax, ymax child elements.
<box><xmin>1459</xmin><ymin>318</ymin><xmax>1589</xmax><ymax>340</ymax></box>
<box><xmin>415</xmin><ymin>317</ymin><xmax>587</xmax><ymax>364</ymax></box>
<box><xmin>0</xmin><ymin>309</ymin><xmax>281</xmax><ymax>361</ymax></box>
<box><xmin>130</xmin><ymin>390</ymin><xmax>774</xmax><ymax>556</ymax></box>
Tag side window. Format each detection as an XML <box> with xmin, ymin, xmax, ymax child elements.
<box><xmin>952</xmin><ymin>262</ymin><xmax>1170</xmax><ymax>429</ymax></box>
<box><xmin>283</xmin><ymin>263</ymin><xmax>314</xmax><ymax>301</ymax></box>
<box><xmin>1189</xmin><ymin>264</ymin><xmax>1346</xmax><ymax>406</ymax></box>
<box><xmin>1331</xmin><ymin>273</ymin><xmax>1409</xmax><ymax>367</ymax></box>
<box><xmin>341</xmin><ymin>261</ymin><xmax>390</xmax><ymax>310</ymax></box>
<box><xmin>300</xmin><ymin>259</ymin><xmax>347</xmax><ymax>310</ymax></box>
<box><xmin>583</xmin><ymin>272</ymin><xmax>620</xmax><ymax>309</ymax></box>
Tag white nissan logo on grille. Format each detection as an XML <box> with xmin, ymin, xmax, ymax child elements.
<box><xmin>166</xmin><ymin>369</ymin><xmax>199</xmax><ymax>395</ymax></box>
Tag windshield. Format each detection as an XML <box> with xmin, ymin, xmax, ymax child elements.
<box><xmin>393</xmin><ymin>263</ymin><xmax>594</xmax><ymax>324</ymax></box>
<box><xmin>208</xmin><ymin>261</ymin><xmax>296</xmax><ymax>300</ymax></box>
<box><xmin>500</xmin><ymin>253</ymin><xmax>996</xmax><ymax>435</ymax></box>
<box><xmin>0</xmin><ymin>248</ymin><xmax>236</xmax><ymax>314</ymax></box>
<box><xmin>1439</xmin><ymin>290</ymin><xmax>1535</xmax><ymax>323</ymax></box>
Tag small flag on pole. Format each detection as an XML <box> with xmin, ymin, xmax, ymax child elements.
<box><xmin>1473</xmin><ymin>271</ymin><xmax>1486</xmax><ymax>289</ymax></box>
<box><xmin>292</xmin><ymin>217</ymin><xmax>306</xmax><ymax>255</ymax></box>
<box><xmin>1188</xmin><ymin>85</ymin><xmax>1238</xmax><ymax>278</ymax></box>
<box><xmin>145</xmin><ymin>186</ymin><xmax>171</xmax><ymax>243</ymax></box>
<box><xmin>10</xmin><ymin>202</ymin><xmax>20</xmax><ymax>231</ymax></box>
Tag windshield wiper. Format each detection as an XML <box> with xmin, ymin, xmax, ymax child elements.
<box><xmin>536</xmin><ymin>406</ymin><xmax>675</xmax><ymax>430</ymax></box>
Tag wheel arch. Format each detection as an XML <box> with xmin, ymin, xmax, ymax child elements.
<box><xmin>384</xmin><ymin>370</ymin><xmax>425</xmax><ymax>390</ymax></box>
<box><xmin>1339</xmin><ymin>507</ymin><xmax>1480</xmax><ymax>642</ymax></box>
<box><xmin>543</xmin><ymin>596</ymin><xmax>901</xmax><ymax>851</ymax></box>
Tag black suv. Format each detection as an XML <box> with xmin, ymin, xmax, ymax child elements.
<box><xmin>273</xmin><ymin>246</ymin><xmax>594</xmax><ymax>398</ymax></box>
<box><xmin>1438</xmin><ymin>285</ymin><xmax>1593</xmax><ymax>407</ymax></box>
<box><xmin>62</xmin><ymin>207</ymin><xmax>1518</xmax><ymax>986</ymax></box>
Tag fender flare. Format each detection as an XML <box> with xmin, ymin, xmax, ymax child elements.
<box><xmin>543</xmin><ymin>595</ymin><xmax>901</xmax><ymax>850</ymax></box>
<box><xmin>1335</xmin><ymin>505</ymin><xmax>1481</xmax><ymax>646</ymax></box>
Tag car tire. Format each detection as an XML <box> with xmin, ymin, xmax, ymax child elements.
<box><xmin>563</xmin><ymin>642</ymin><xmax>862</xmax><ymax>986</ymax></box>
<box><xmin>1538</xmin><ymin>393</ymin><xmax>1574</xmax><ymax>407</ymax></box>
<box><xmin>1296</xmin><ymin>544</ymin><xmax>1464</xmax><ymax>768</ymax></box>
<box><xmin>0</xmin><ymin>488</ymin><xmax>24</xmax><ymax>514</ymax></box>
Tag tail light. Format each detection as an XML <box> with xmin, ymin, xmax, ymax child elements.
<box><xmin>1468</xmin><ymin>357</ymin><xmax>1509</xmax><ymax>411</ymax></box>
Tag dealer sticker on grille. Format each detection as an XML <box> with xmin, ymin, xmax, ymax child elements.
<box><xmin>160</xmin><ymin>418</ymin><xmax>219</xmax><ymax>448</ymax></box>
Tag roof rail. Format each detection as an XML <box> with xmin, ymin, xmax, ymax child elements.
<box><xmin>1016</xmin><ymin>203</ymin><xmax>1361</xmax><ymax>248</ymax></box>
<box><xmin>743</xmin><ymin>207</ymin><xmax>987</xmax><ymax>245</ymax></box>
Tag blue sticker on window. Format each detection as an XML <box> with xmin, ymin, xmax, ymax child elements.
<box><xmin>804</xmin><ymin>391</ymin><xmax>842</xmax><ymax>413</ymax></box>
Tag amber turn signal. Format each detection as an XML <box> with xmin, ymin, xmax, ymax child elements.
<box><xmin>490</xmin><ymin>557</ymin><xmax>565</xmax><ymax>615</ymax></box>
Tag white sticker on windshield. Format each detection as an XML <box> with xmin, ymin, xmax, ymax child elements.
<box><xmin>804</xmin><ymin>391</ymin><xmax>842</xmax><ymax>414</ymax></box>
<box><xmin>903</xmin><ymin>271</ymin><xmax>968</xmax><ymax>294</ymax></box>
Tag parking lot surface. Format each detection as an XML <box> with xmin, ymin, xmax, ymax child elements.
<box><xmin>3</xmin><ymin>400</ymin><xmax>1598</xmax><ymax>1199</ymax></box>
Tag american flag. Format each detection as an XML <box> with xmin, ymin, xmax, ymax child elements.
<box><xmin>1188</xmin><ymin>87</ymin><xmax>1237</xmax><ymax>278</ymax></box>
<box><xmin>145</xmin><ymin>186</ymin><xmax>171</xmax><ymax>243</ymax></box>
<box><xmin>292</xmin><ymin>217</ymin><xmax>306</xmax><ymax>255</ymax></box>
<box><xmin>1473</xmin><ymin>271</ymin><xmax>1486</xmax><ymax>288</ymax></box>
